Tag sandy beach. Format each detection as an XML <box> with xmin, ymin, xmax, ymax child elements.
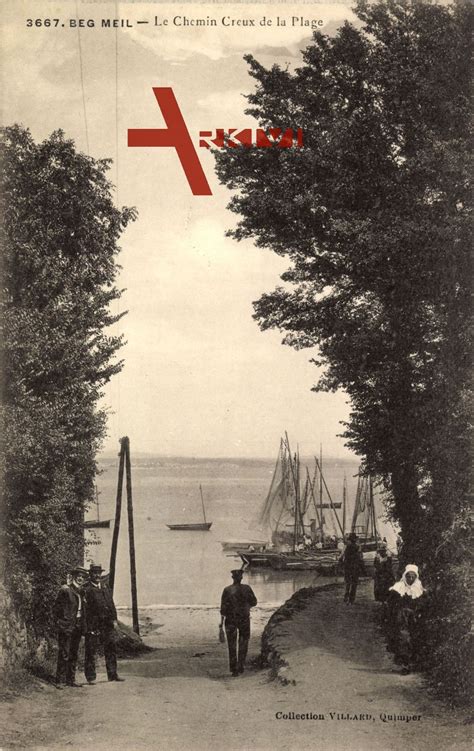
<box><xmin>2</xmin><ymin>580</ymin><xmax>471</xmax><ymax>751</ymax></box>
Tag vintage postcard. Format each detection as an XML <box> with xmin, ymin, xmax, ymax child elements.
<box><xmin>2</xmin><ymin>1</ymin><xmax>471</xmax><ymax>749</ymax></box>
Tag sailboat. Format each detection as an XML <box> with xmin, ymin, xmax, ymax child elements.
<box><xmin>167</xmin><ymin>485</ymin><xmax>212</xmax><ymax>530</ymax></box>
<box><xmin>350</xmin><ymin>473</ymin><xmax>397</xmax><ymax>575</ymax></box>
<box><xmin>84</xmin><ymin>486</ymin><xmax>111</xmax><ymax>529</ymax></box>
<box><xmin>239</xmin><ymin>435</ymin><xmax>345</xmax><ymax>570</ymax></box>
<box><xmin>351</xmin><ymin>474</ymin><xmax>380</xmax><ymax>550</ymax></box>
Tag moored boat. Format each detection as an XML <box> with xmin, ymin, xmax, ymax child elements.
<box><xmin>167</xmin><ymin>485</ymin><xmax>212</xmax><ymax>531</ymax></box>
<box><xmin>167</xmin><ymin>522</ymin><xmax>212</xmax><ymax>531</ymax></box>
<box><xmin>84</xmin><ymin>486</ymin><xmax>111</xmax><ymax>529</ymax></box>
<box><xmin>241</xmin><ymin>435</ymin><xmax>346</xmax><ymax>569</ymax></box>
<box><xmin>84</xmin><ymin>519</ymin><xmax>111</xmax><ymax>529</ymax></box>
<box><xmin>239</xmin><ymin>551</ymin><xmax>281</xmax><ymax>567</ymax></box>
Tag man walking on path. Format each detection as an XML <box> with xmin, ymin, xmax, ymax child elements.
<box><xmin>54</xmin><ymin>566</ymin><xmax>88</xmax><ymax>688</ymax></box>
<box><xmin>84</xmin><ymin>563</ymin><xmax>124</xmax><ymax>684</ymax></box>
<box><xmin>220</xmin><ymin>569</ymin><xmax>257</xmax><ymax>676</ymax></box>
<box><xmin>340</xmin><ymin>532</ymin><xmax>364</xmax><ymax>604</ymax></box>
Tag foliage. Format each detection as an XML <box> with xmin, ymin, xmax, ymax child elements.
<box><xmin>214</xmin><ymin>0</ymin><xmax>472</xmax><ymax>703</ymax></box>
<box><xmin>1</xmin><ymin>125</ymin><xmax>136</xmax><ymax>637</ymax></box>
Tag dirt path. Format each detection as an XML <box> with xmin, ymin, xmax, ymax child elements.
<box><xmin>1</xmin><ymin>583</ymin><xmax>470</xmax><ymax>750</ymax></box>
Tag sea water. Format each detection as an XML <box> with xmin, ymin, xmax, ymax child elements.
<box><xmin>85</xmin><ymin>454</ymin><xmax>381</xmax><ymax>611</ymax></box>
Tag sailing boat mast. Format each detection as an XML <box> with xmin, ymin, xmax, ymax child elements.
<box><xmin>369</xmin><ymin>476</ymin><xmax>378</xmax><ymax>541</ymax></box>
<box><xmin>313</xmin><ymin>453</ymin><xmax>344</xmax><ymax>538</ymax></box>
<box><xmin>199</xmin><ymin>484</ymin><xmax>207</xmax><ymax>524</ymax></box>
<box><xmin>342</xmin><ymin>475</ymin><xmax>347</xmax><ymax>539</ymax></box>
<box><xmin>292</xmin><ymin>450</ymin><xmax>301</xmax><ymax>553</ymax></box>
<box><xmin>319</xmin><ymin>444</ymin><xmax>323</xmax><ymax>540</ymax></box>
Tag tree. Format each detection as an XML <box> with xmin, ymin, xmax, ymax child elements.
<box><xmin>215</xmin><ymin>0</ymin><xmax>472</xmax><ymax>702</ymax></box>
<box><xmin>1</xmin><ymin>125</ymin><xmax>137</xmax><ymax>636</ymax></box>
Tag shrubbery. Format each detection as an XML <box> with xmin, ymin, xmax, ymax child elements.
<box><xmin>1</xmin><ymin>126</ymin><xmax>136</xmax><ymax>645</ymax></box>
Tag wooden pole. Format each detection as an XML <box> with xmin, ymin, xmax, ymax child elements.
<box><xmin>109</xmin><ymin>438</ymin><xmax>126</xmax><ymax>595</ymax></box>
<box><xmin>123</xmin><ymin>437</ymin><xmax>140</xmax><ymax>635</ymax></box>
<box><xmin>342</xmin><ymin>475</ymin><xmax>347</xmax><ymax>539</ymax></box>
<box><xmin>319</xmin><ymin>444</ymin><xmax>323</xmax><ymax>540</ymax></box>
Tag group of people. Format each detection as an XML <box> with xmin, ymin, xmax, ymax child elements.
<box><xmin>54</xmin><ymin>563</ymin><xmax>124</xmax><ymax>688</ymax></box>
<box><xmin>56</xmin><ymin>544</ymin><xmax>424</xmax><ymax>684</ymax></box>
<box><xmin>339</xmin><ymin>532</ymin><xmax>426</xmax><ymax>673</ymax></box>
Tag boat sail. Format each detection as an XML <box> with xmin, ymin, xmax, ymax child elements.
<box><xmin>167</xmin><ymin>485</ymin><xmax>212</xmax><ymax>531</ymax></box>
<box><xmin>240</xmin><ymin>435</ymin><xmax>345</xmax><ymax>570</ymax></box>
<box><xmin>349</xmin><ymin>473</ymin><xmax>399</xmax><ymax>575</ymax></box>
<box><xmin>351</xmin><ymin>474</ymin><xmax>379</xmax><ymax>550</ymax></box>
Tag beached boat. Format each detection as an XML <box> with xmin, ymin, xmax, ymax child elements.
<box><xmin>167</xmin><ymin>485</ymin><xmax>212</xmax><ymax>531</ymax></box>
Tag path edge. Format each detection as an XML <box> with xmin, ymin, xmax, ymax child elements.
<box><xmin>259</xmin><ymin>581</ymin><xmax>345</xmax><ymax>686</ymax></box>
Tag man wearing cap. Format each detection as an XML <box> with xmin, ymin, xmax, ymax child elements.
<box><xmin>220</xmin><ymin>569</ymin><xmax>257</xmax><ymax>676</ymax></box>
<box><xmin>84</xmin><ymin>563</ymin><xmax>123</xmax><ymax>683</ymax></box>
<box><xmin>339</xmin><ymin>532</ymin><xmax>364</xmax><ymax>604</ymax></box>
<box><xmin>53</xmin><ymin>566</ymin><xmax>88</xmax><ymax>688</ymax></box>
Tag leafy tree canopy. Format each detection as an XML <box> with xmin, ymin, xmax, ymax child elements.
<box><xmin>215</xmin><ymin>0</ymin><xmax>472</xmax><ymax>703</ymax></box>
<box><xmin>1</xmin><ymin>125</ymin><xmax>136</xmax><ymax>633</ymax></box>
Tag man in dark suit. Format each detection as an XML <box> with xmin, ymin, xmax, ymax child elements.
<box><xmin>84</xmin><ymin>563</ymin><xmax>124</xmax><ymax>684</ymax></box>
<box><xmin>54</xmin><ymin>566</ymin><xmax>88</xmax><ymax>688</ymax></box>
<box><xmin>340</xmin><ymin>532</ymin><xmax>364</xmax><ymax>604</ymax></box>
<box><xmin>220</xmin><ymin>569</ymin><xmax>257</xmax><ymax>676</ymax></box>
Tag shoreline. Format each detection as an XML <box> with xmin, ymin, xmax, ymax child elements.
<box><xmin>2</xmin><ymin>579</ymin><xmax>470</xmax><ymax>751</ymax></box>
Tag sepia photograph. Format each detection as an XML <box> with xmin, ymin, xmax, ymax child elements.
<box><xmin>1</xmin><ymin>1</ymin><xmax>472</xmax><ymax>749</ymax></box>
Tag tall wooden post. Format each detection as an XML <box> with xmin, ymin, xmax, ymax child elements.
<box><xmin>124</xmin><ymin>437</ymin><xmax>140</xmax><ymax>635</ymax></box>
<box><xmin>342</xmin><ymin>475</ymin><xmax>347</xmax><ymax>540</ymax></box>
<box><xmin>109</xmin><ymin>438</ymin><xmax>126</xmax><ymax>594</ymax></box>
<box><xmin>319</xmin><ymin>444</ymin><xmax>324</xmax><ymax>540</ymax></box>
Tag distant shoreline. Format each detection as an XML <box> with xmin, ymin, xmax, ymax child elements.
<box><xmin>98</xmin><ymin>452</ymin><xmax>361</xmax><ymax>464</ymax></box>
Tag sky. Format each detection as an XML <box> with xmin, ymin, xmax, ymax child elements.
<box><xmin>4</xmin><ymin>0</ymin><xmax>359</xmax><ymax>458</ymax></box>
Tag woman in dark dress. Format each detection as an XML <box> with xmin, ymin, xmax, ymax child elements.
<box><xmin>385</xmin><ymin>564</ymin><xmax>425</xmax><ymax>674</ymax></box>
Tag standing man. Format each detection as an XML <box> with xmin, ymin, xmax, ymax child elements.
<box><xmin>373</xmin><ymin>542</ymin><xmax>395</xmax><ymax>602</ymax></box>
<box><xmin>220</xmin><ymin>568</ymin><xmax>257</xmax><ymax>676</ymax></box>
<box><xmin>84</xmin><ymin>563</ymin><xmax>124</xmax><ymax>684</ymax></box>
<box><xmin>339</xmin><ymin>532</ymin><xmax>364</xmax><ymax>604</ymax></box>
<box><xmin>54</xmin><ymin>565</ymin><xmax>88</xmax><ymax>688</ymax></box>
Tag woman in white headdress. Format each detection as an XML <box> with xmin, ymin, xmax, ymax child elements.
<box><xmin>389</xmin><ymin>564</ymin><xmax>424</xmax><ymax>599</ymax></box>
<box><xmin>386</xmin><ymin>564</ymin><xmax>425</xmax><ymax>673</ymax></box>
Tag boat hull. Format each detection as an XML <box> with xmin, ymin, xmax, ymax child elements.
<box><xmin>239</xmin><ymin>551</ymin><xmax>281</xmax><ymax>567</ymax></box>
<box><xmin>84</xmin><ymin>520</ymin><xmax>111</xmax><ymax>529</ymax></box>
<box><xmin>271</xmin><ymin>550</ymin><xmax>340</xmax><ymax>572</ymax></box>
<box><xmin>240</xmin><ymin>548</ymin><xmax>342</xmax><ymax>572</ymax></box>
<box><xmin>220</xmin><ymin>539</ymin><xmax>268</xmax><ymax>552</ymax></box>
<box><xmin>167</xmin><ymin>523</ymin><xmax>212</xmax><ymax>531</ymax></box>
